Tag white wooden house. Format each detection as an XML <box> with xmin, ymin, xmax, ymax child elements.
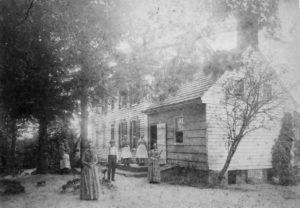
<box><xmin>90</xmin><ymin>58</ymin><xmax>299</xmax><ymax>184</ymax></box>
<box><xmin>90</xmin><ymin>90</ymin><xmax>152</xmax><ymax>162</ymax></box>
<box><xmin>144</xmin><ymin>66</ymin><xmax>299</xmax><ymax>183</ymax></box>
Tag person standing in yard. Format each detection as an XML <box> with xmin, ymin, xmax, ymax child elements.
<box><xmin>80</xmin><ymin>142</ymin><xmax>100</xmax><ymax>200</ymax></box>
<box><xmin>59</xmin><ymin>141</ymin><xmax>71</xmax><ymax>174</ymax></box>
<box><xmin>121</xmin><ymin>137</ymin><xmax>132</xmax><ymax>166</ymax></box>
<box><xmin>60</xmin><ymin>152</ymin><xmax>71</xmax><ymax>174</ymax></box>
<box><xmin>108</xmin><ymin>140</ymin><xmax>117</xmax><ymax>181</ymax></box>
<box><xmin>136</xmin><ymin>135</ymin><xmax>148</xmax><ymax>166</ymax></box>
<box><xmin>148</xmin><ymin>143</ymin><xmax>161</xmax><ymax>183</ymax></box>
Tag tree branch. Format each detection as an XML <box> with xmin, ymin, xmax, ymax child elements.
<box><xmin>16</xmin><ymin>0</ymin><xmax>35</xmax><ymax>27</ymax></box>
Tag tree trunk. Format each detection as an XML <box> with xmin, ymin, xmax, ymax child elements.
<box><xmin>218</xmin><ymin>136</ymin><xmax>243</xmax><ymax>182</ymax></box>
<box><xmin>80</xmin><ymin>91</ymin><xmax>89</xmax><ymax>161</ymax></box>
<box><xmin>10</xmin><ymin>118</ymin><xmax>17</xmax><ymax>173</ymax></box>
<box><xmin>236</xmin><ymin>11</ymin><xmax>259</xmax><ymax>52</ymax></box>
<box><xmin>36</xmin><ymin>117</ymin><xmax>48</xmax><ymax>174</ymax></box>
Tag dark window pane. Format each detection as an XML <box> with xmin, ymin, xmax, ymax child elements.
<box><xmin>176</xmin><ymin>132</ymin><xmax>183</xmax><ymax>143</ymax></box>
<box><xmin>111</xmin><ymin>123</ymin><xmax>114</xmax><ymax>141</ymax></box>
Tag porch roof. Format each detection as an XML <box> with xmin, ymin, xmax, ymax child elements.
<box><xmin>144</xmin><ymin>73</ymin><xmax>217</xmax><ymax>114</ymax></box>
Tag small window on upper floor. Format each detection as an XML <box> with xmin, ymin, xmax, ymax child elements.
<box><xmin>175</xmin><ymin>117</ymin><xmax>184</xmax><ymax>143</ymax></box>
<box><xmin>129</xmin><ymin>88</ymin><xmax>140</xmax><ymax>106</ymax></box>
<box><xmin>119</xmin><ymin>91</ymin><xmax>128</xmax><ymax>109</ymax></box>
<box><xmin>234</xmin><ymin>80</ymin><xmax>244</xmax><ymax>97</ymax></box>
<box><xmin>110</xmin><ymin>98</ymin><xmax>115</xmax><ymax>110</ymax></box>
<box><xmin>263</xmin><ymin>83</ymin><xmax>272</xmax><ymax>100</ymax></box>
<box><xmin>102</xmin><ymin>103</ymin><xmax>107</xmax><ymax>115</ymax></box>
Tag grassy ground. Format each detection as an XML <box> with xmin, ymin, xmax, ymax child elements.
<box><xmin>0</xmin><ymin>174</ymin><xmax>300</xmax><ymax>208</ymax></box>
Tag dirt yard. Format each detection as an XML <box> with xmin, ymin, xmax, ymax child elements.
<box><xmin>0</xmin><ymin>174</ymin><xmax>300</xmax><ymax>208</ymax></box>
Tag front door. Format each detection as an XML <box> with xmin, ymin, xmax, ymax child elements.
<box><xmin>150</xmin><ymin>123</ymin><xmax>167</xmax><ymax>165</ymax></box>
<box><xmin>150</xmin><ymin>125</ymin><xmax>157</xmax><ymax>150</ymax></box>
<box><xmin>157</xmin><ymin>123</ymin><xmax>167</xmax><ymax>164</ymax></box>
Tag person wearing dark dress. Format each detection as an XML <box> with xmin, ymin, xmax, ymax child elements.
<box><xmin>148</xmin><ymin>143</ymin><xmax>161</xmax><ymax>183</ymax></box>
<box><xmin>80</xmin><ymin>142</ymin><xmax>100</xmax><ymax>200</ymax></box>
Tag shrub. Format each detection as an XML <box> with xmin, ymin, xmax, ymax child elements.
<box><xmin>0</xmin><ymin>180</ymin><xmax>25</xmax><ymax>195</ymax></box>
<box><xmin>272</xmin><ymin>113</ymin><xmax>296</xmax><ymax>185</ymax></box>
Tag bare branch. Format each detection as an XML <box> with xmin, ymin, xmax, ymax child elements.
<box><xmin>16</xmin><ymin>0</ymin><xmax>35</xmax><ymax>27</ymax></box>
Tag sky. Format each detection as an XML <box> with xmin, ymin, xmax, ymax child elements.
<box><xmin>112</xmin><ymin>0</ymin><xmax>300</xmax><ymax>107</ymax></box>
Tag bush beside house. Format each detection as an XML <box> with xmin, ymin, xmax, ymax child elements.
<box><xmin>272</xmin><ymin>113</ymin><xmax>297</xmax><ymax>185</ymax></box>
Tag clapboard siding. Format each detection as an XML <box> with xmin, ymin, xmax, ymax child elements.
<box><xmin>168</xmin><ymin>145</ymin><xmax>206</xmax><ymax>154</ymax></box>
<box><xmin>90</xmin><ymin>99</ymin><xmax>151</xmax><ymax>161</ymax></box>
<box><xmin>167</xmin><ymin>159</ymin><xmax>208</xmax><ymax>169</ymax></box>
<box><xmin>148</xmin><ymin>102</ymin><xmax>208</xmax><ymax>170</ymax></box>
<box><xmin>167</xmin><ymin>152</ymin><xmax>207</xmax><ymax>162</ymax></box>
<box><xmin>184</xmin><ymin>129</ymin><xmax>206</xmax><ymax>138</ymax></box>
<box><xmin>167</xmin><ymin>137</ymin><xmax>206</xmax><ymax>146</ymax></box>
<box><xmin>201</xmin><ymin>70</ymin><xmax>287</xmax><ymax>171</ymax></box>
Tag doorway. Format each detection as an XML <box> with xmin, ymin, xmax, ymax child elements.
<box><xmin>150</xmin><ymin>125</ymin><xmax>157</xmax><ymax>150</ymax></box>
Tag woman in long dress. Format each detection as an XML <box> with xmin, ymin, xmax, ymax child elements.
<box><xmin>148</xmin><ymin>143</ymin><xmax>161</xmax><ymax>183</ymax></box>
<box><xmin>60</xmin><ymin>152</ymin><xmax>71</xmax><ymax>174</ymax></box>
<box><xmin>59</xmin><ymin>140</ymin><xmax>71</xmax><ymax>174</ymax></box>
<box><xmin>121</xmin><ymin>138</ymin><xmax>132</xmax><ymax>166</ymax></box>
<box><xmin>136</xmin><ymin>135</ymin><xmax>148</xmax><ymax>166</ymax></box>
<box><xmin>80</xmin><ymin>144</ymin><xmax>100</xmax><ymax>200</ymax></box>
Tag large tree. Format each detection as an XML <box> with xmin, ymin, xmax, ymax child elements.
<box><xmin>56</xmin><ymin>0</ymin><xmax>119</xmax><ymax>156</ymax></box>
<box><xmin>0</xmin><ymin>0</ymin><xmax>33</xmax><ymax>172</ymax></box>
<box><xmin>0</xmin><ymin>0</ymin><xmax>75</xmax><ymax>173</ymax></box>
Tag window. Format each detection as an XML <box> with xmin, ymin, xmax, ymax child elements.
<box><xmin>111</xmin><ymin>98</ymin><xmax>115</xmax><ymax>110</ymax></box>
<box><xmin>102</xmin><ymin>123</ymin><xmax>106</xmax><ymax>148</ymax></box>
<box><xmin>119</xmin><ymin>91</ymin><xmax>128</xmax><ymax>109</ymax></box>
<box><xmin>175</xmin><ymin>117</ymin><xmax>184</xmax><ymax>143</ymax></box>
<box><xmin>129</xmin><ymin>88</ymin><xmax>140</xmax><ymax>106</ymax></box>
<box><xmin>119</xmin><ymin>120</ymin><xmax>127</xmax><ymax>147</ymax></box>
<box><xmin>130</xmin><ymin>119</ymin><xmax>140</xmax><ymax>149</ymax></box>
<box><xmin>234</xmin><ymin>80</ymin><xmax>244</xmax><ymax>96</ymax></box>
<box><xmin>111</xmin><ymin>123</ymin><xmax>115</xmax><ymax>141</ymax></box>
<box><xmin>263</xmin><ymin>83</ymin><xmax>272</xmax><ymax>100</ymax></box>
<box><xmin>102</xmin><ymin>103</ymin><xmax>107</xmax><ymax>115</ymax></box>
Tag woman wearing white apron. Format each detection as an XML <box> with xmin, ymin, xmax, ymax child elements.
<box><xmin>121</xmin><ymin>138</ymin><xmax>132</xmax><ymax>166</ymax></box>
<box><xmin>136</xmin><ymin>135</ymin><xmax>148</xmax><ymax>166</ymax></box>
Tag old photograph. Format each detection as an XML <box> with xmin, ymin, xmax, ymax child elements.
<box><xmin>0</xmin><ymin>0</ymin><xmax>300</xmax><ymax>207</ymax></box>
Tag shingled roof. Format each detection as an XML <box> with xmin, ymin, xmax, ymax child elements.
<box><xmin>145</xmin><ymin>72</ymin><xmax>217</xmax><ymax>113</ymax></box>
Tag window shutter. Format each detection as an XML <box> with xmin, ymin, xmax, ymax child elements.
<box><xmin>136</xmin><ymin>120</ymin><xmax>140</xmax><ymax>148</ymax></box>
<box><xmin>124</xmin><ymin>121</ymin><xmax>127</xmax><ymax>139</ymax></box>
<box><xmin>111</xmin><ymin>98</ymin><xmax>114</xmax><ymax>110</ymax></box>
<box><xmin>111</xmin><ymin>123</ymin><xmax>114</xmax><ymax>141</ymax></box>
<box><xmin>129</xmin><ymin>121</ymin><xmax>133</xmax><ymax>148</ymax></box>
<box><xmin>118</xmin><ymin>122</ymin><xmax>121</xmax><ymax>147</ymax></box>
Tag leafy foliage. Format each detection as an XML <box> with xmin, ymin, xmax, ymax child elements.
<box><xmin>272</xmin><ymin>113</ymin><xmax>296</xmax><ymax>185</ymax></box>
<box><xmin>16</xmin><ymin>136</ymin><xmax>38</xmax><ymax>169</ymax></box>
<box><xmin>0</xmin><ymin>0</ymin><xmax>76</xmax><ymax>173</ymax></box>
<box><xmin>212</xmin><ymin>0</ymin><xmax>280</xmax><ymax>39</ymax></box>
<box><xmin>203</xmin><ymin>50</ymin><xmax>242</xmax><ymax>78</ymax></box>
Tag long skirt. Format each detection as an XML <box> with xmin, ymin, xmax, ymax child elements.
<box><xmin>80</xmin><ymin>165</ymin><xmax>100</xmax><ymax>200</ymax></box>
<box><xmin>121</xmin><ymin>146</ymin><xmax>132</xmax><ymax>159</ymax></box>
<box><xmin>60</xmin><ymin>154</ymin><xmax>71</xmax><ymax>169</ymax></box>
<box><xmin>136</xmin><ymin>144</ymin><xmax>148</xmax><ymax>158</ymax></box>
<box><xmin>148</xmin><ymin>159</ymin><xmax>160</xmax><ymax>183</ymax></box>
